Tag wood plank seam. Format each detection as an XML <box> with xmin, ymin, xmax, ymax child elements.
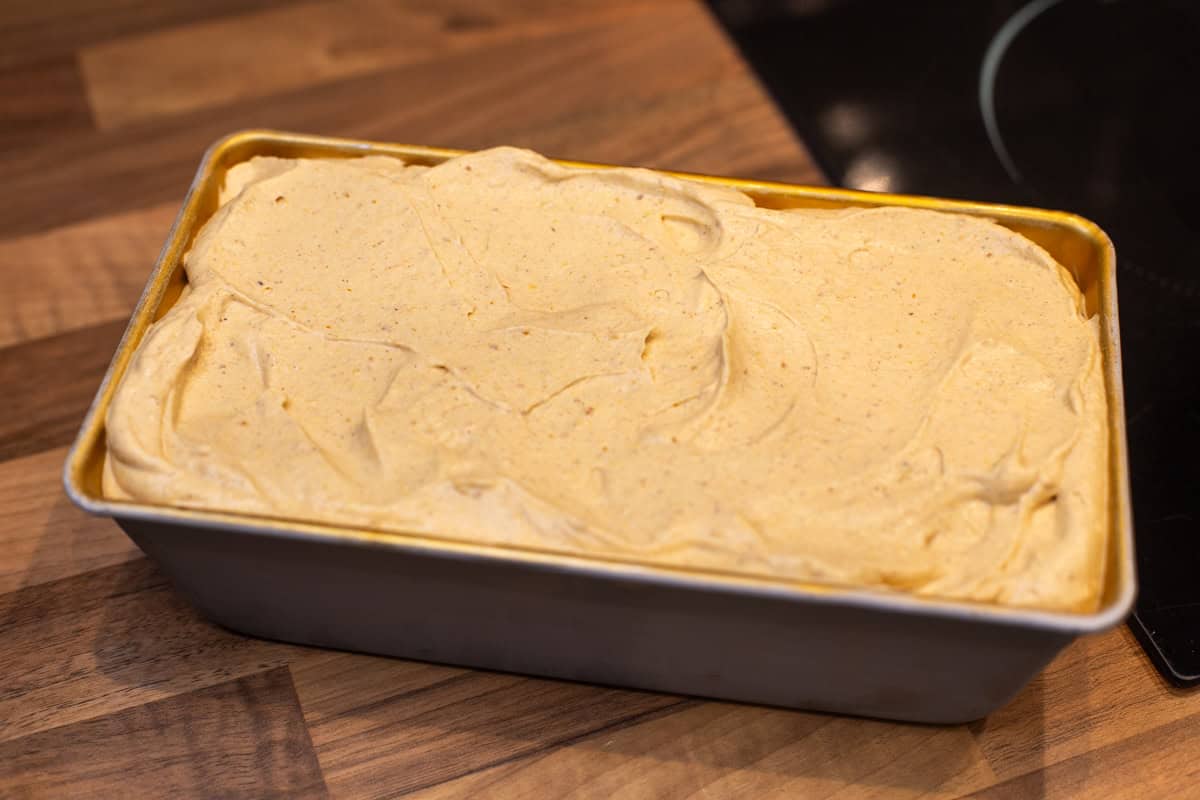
<box><xmin>393</xmin><ymin>698</ymin><xmax>701</xmax><ymax>797</ymax></box>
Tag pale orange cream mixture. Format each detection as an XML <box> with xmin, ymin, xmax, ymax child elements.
<box><xmin>104</xmin><ymin>148</ymin><xmax>1109</xmax><ymax>611</ymax></box>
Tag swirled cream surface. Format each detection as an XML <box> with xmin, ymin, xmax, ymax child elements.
<box><xmin>104</xmin><ymin>148</ymin><xmax>1109</xmax><ymax>611</ymax></box>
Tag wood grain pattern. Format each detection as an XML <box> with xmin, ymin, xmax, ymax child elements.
<box><xmin>0</xmin><ymin>0</ymin><xmax>1193</xmax><ymax>797</ymax></box>
<box><xmin>0</xmin><ymin>0</ymin><xmax>294</xmax><ymax>69</ymax></box>
<box><xmin>0</xmin><ymin>202</ymin><xmax>176</xmax><ymax>347</ymax></box>
<box><xmin>80</xmin><ymin>0</ymin><xmax>667</xmax><ymax>130</ymax></box>
<box><xmin>407</xmin><ymin>700</ymin><xmax>994</xmax><ymax>800</ymax></box>
<box><xmin>971</xmin><ymin>708</ymin><xmax>1200</xmax><ymax>800</ymax></box>
<box><xmin>0</xmin><ymin>319</ymin><xmax>126</xmax><ymax>462</ymax></box>
<box><xmin>0</xmin><ymin>0</ymin><xmax>818</xmax><ymax>240</ymax></box>
<box><xmin>0</xmin><ymin>558</ymin><xmax>295</xmax><ymax>743</ymax></box>
<box><xmin>0</xmin><ymin>57</ymin><xmax>92</xmax><ymax>152</ymax></box>
<box><xmin>0</xmin><ymin>668</ymin><xmax>328</xmax><ymax>798</ymax></box>
<box><xmin>0</xmin><ymin>447</ymin><xmax>141</xmax><ymax>594</ymax></box>
<box><xmin>301</xmin><ymin>671</ymin><xmax>690</xmax><ymax>797</ymax></box>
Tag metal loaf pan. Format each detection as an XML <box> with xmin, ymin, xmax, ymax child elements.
<box><xmin>64</xmin><ymin>130</ymin><xmax>1135</xmax><ymax>723</ymax></box>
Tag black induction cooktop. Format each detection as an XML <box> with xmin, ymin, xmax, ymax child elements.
<box><xmin>708</xmin><ymin>0</ymin><xmax>1200</xmax><ymax>685</ymax></box>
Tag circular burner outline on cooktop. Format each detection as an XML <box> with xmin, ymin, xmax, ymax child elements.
<box><xmin>979</xmin><ymin>0</ymin><xmax>1200</xmax><ymax>297</ymax></box>
<box><xmin>978</xmin><ymin>0</ymin><xmax>1066</xmax><ymax>186</ymax></box>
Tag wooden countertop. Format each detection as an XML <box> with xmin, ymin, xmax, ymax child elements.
<box><xmin>1</xmin><ymin>1</ymin><xmax>1195</xmax><ymax>797</ymax></box>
